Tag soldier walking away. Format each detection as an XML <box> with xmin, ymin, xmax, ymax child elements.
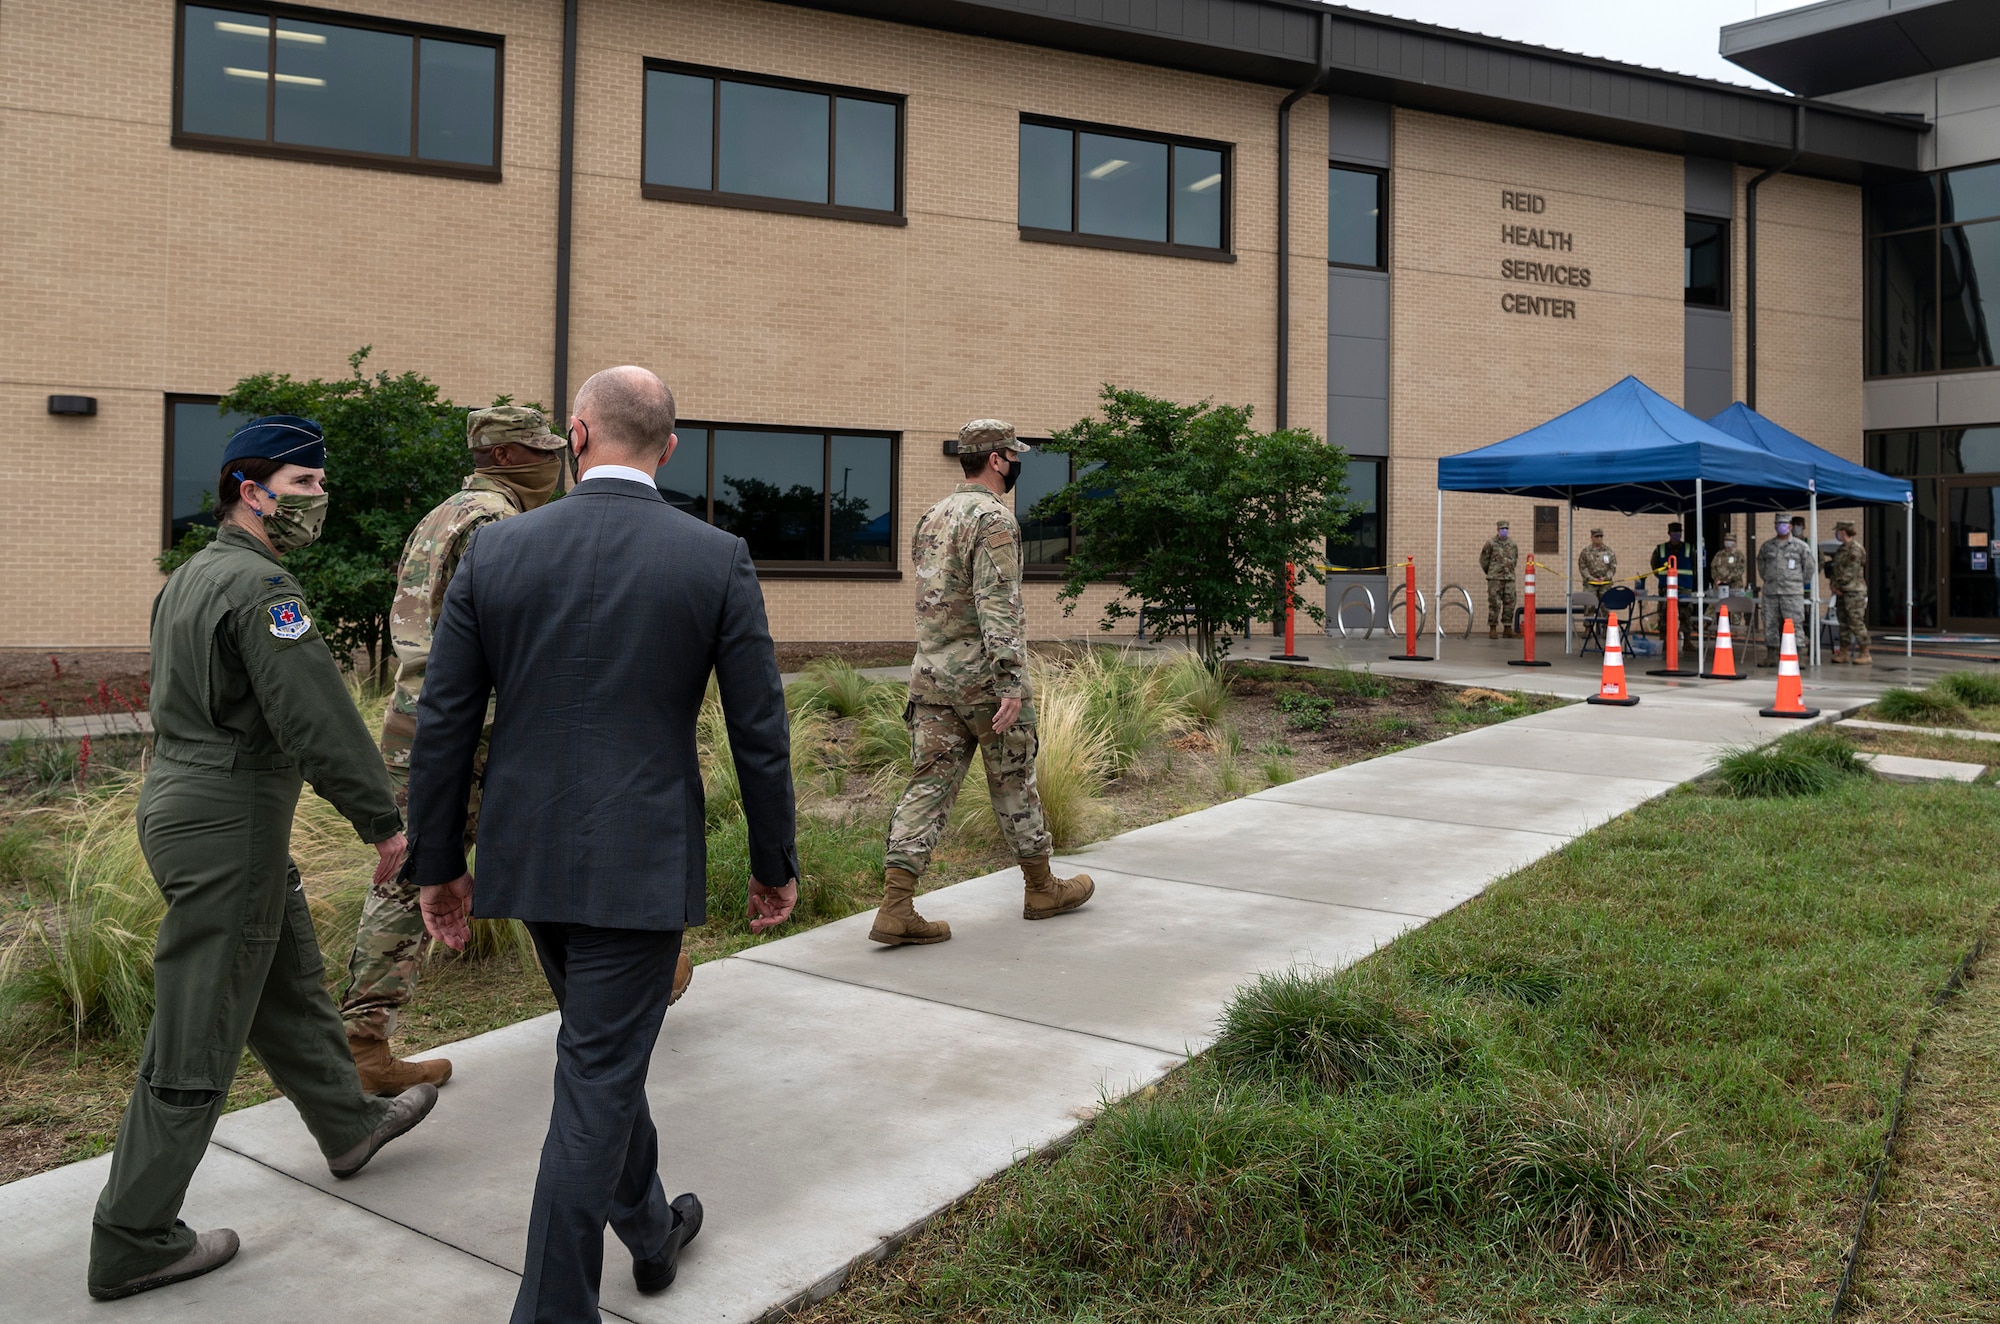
<box><xmin>342</xmin><ymin>406</ymin><xmax>696</xmax><ymax>1096</ymax></box>
<box><xmin>1577</xmin><ymin>527</ymin><xmax>1617</xmax><ymax>595</ymax></box>
<box><xmin>1829</xmin><ymin>520</ymin><xmax>1871</xmax><ymax>664</ymax></box>
<box><xmin>1479</xmin><ymin>519</ymin><xmax>1519</xmax><ymax>638</ymax></box>
<box><xmin>89</xmin><ymin>417</ymin><xmax>437</xmax><ymax>1302</ymax></box>
<box><xmin>871</xmin><ymin>419</ymin><xmax>1095</xmax><ymax>946</ymax></box>
<box><xmin>1757</xmin><ymin>514</ymin><xmax>1811</xmax><ymax>666</ymax></box>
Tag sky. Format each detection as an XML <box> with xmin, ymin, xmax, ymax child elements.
<box><xmin>1333</xmin><ymin>0</ymin><xmax>1827</xmax><ymax>93</ymax></box>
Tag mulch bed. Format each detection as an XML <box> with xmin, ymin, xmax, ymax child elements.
<box><xmin>0</xmin><ymin>651</ymin><xmax>152</xmax><ymax>724</ymax></box>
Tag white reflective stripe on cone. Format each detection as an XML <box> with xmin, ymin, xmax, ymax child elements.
<box><xmin>1779</xmin><ymin>658</ymin><xmax>1800</xmax><ymax>677</ymax></box>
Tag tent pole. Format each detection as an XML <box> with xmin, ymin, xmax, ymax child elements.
<box><xmin>1906</xmin><ymin>498</ymin><xmax>1914</xmax><ymax>661</ymax></box>
<box><xmin>1566</xmin><ymin>496</ymin><xmax>1575</xmax><ymax>654</ymax></box>
<box><xmin>1695</xmin><ymin>479</ymin><xmax>1706</xmax><ymax>669</ymax></box>
<box><xmin>1809</xmin><ymin>486</ymin><xmax>1819</xmax><ymax>668</ymax></box>
<box><xmin>1435</xmin><ymin>488</ymin><xmax>1444</xmax><ymax>656</ymax></box>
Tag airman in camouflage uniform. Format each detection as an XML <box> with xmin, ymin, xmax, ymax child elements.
<box><xmin>1577</xmin><ymin>528</ymin><xmax>1618</xmax><ymax>593</ymax></box>
<box><xmin>1828</xmin><ymin>520</ymin><xmax>1871</xmax><ymax>664</ymax></box>
<box><xmin>1757</xmin><ymin>515</ymin><xmax>1812</xmax><ymax>665</ymax></box>
<box><xmin>870</xmin><ymin>419</ymin><xmax>1095</xmax><ymax>947</ymax></box>
<box><xmin>1707</xmin><ymin>532</ymin><xmax>1748</xmax><ymax>633</ymax></box>
<box><xmin>337</xmin><ymin>406</ymin><xmax>570</xmax><ymax>1094</ymax></box>
<box><xmin>1478</xmin><ymin>520</ymin><xmax>1519</xmax><ymax>638</ymax></box>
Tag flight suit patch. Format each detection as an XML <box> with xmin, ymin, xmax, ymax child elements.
<box><xmin>267</xmin><ymin>600</ymin><xmax>313</xmax><ymax>641</ymax></box>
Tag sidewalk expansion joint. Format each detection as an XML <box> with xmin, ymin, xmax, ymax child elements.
<box><xmin>1041</xmin><ymin>864</ymin><xmax>1442</xmax><ymax>921</ymax></box>
<box><xmin>1238</xmin><ymin>793</ymin><xmax>1590</xmax><ymax>838</ymax></box>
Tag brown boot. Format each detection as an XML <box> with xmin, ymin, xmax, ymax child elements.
<box><xmin>1488</xmin><ymin>627</ymin><xmax>1500</xmax><ymax>639</ymax></box>
<box><xmin>1830</xmin><ymin>647</ymin><xmax>1848</xmax><ymax>664</ymax></box>
<box><xmin>868</xmin><ymin>867</ymin><xmax>951</xmax><ymax>946</ymax></box>
<box><xmin>1021</xmin><ymin>858</ymin><xmax>1094</xmax><ymax>920</ymax></box>
<box><xmin>349</xmin><ymin>1035</ymin><xmax>452</xmax><ymax>1097</ymax></box>
<box><xmin>1852</xmin><ymin>650</ymin><xmax>1874</xmax><ymax>665</ymax></box>
<box><xmin>670</xmin><ymin>950</ymin><xmax>693</xmax><ymax>1006</ymax></box>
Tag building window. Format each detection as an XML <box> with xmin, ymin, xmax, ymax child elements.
<box><xmin>642</xmin><ymin>62</ymin><xmax>903</xmax><ymax>224</ymax></box>
<box><xmin>1328</xmin><ymin>166</ymin><xmax>1385</xmax><ymax>270</ymax></box>
<box><xmin>655</xmin><ymin>424</ymin><xmax>897</xmax><ymax>570</ymax></box>
<box><xmin>174</xmin><ymin>4</ymin><xmax>501</xmax><ymax>176</ymax></box>
<box><xmin>1326</xmin><ymin>458</ymin><xmax>1383</xmax><ymax>570</ymax></box>
<box><xmin>1866</xmin><ymin>161</ymin><xmax>2000</xmax><ymax>376</ymax></box>
<box><xmin>1014</xmin><ymin>442</ymin><xmax>1076</xmax><ymax>570</ymax></box>
<box><xmin>1017</xmin><ymin>117</ymin><xmax>1231</xmax><ymax>260</ymax></box>
<box><xmin>164</xmin><ymin>395</ymin><xmax>250</xmax><ymax>548</ymax></box>
<box><xmin>1684</xmin><ymin>217</ymin><xmax>1728</xmax><ymax>308</ymax></box>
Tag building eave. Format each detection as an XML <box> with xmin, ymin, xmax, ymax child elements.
<box><xmin>1722</xmin><ymin>0</ymin><xmax>2000</xmax><ymax>99</ymax></box>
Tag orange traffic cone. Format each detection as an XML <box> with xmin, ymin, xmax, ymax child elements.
<box><xmin>1586</xmin><ymin>610</ymin><xmax>1640</xmax><ymax>706</ymax></box>
<box><xmin>1759</xmin><ymin>619</ymin><xmax>1820</xmax><ymax>718</ymax></box>
<box><xmin>1700</xmin><ymin>605</ymin><xmax>1747</xmax><ymax>680</ymax></box>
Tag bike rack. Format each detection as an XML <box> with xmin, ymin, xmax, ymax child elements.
<box><xmin>1440</xmin><ymin>583</ymin><xmax>1476</xmax><ymax>639</ymax></box>
<box><xmin>1334</xmin><ymin>583</ymin><xmax>1378</xmax><ymax>640</ymax></box>
<box><xmin>1383</xmin><ymin>585</ymin><xmax>1428</xmax><ymax>638</ymax></box>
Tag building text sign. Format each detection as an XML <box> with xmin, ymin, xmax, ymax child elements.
<box><xmin>1499</xmin><ymin>190</ymin><xmax>1588</xmax><ymax>320</ymax></box>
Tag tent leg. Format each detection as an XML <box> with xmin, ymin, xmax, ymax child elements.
<box><xmin>1565</xmin><ymin>498</ymin><xmax>1574</xmax><ymax>655</ymax></box>
<box><xmin>1906</xmin><ymin>498</ymin><xmax>1914</xmax><ymax>661</ymax></box>
<box><xmin>1809</xmin><ymin>487</ymin><xmax>1819</xmax><ymax>668</ymax></box>
<box><xmin>1695</xmin><ymin>479</ymin><xmax>1706</xmax><ymax>670</ymax></box>
<box><xmin>1434</xmin><ymin>489</ymin><xmax>1444</xmax><ymax>657</ymax></box>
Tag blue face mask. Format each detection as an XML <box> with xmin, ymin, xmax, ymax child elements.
<box><xmin>1496</xmin><ymin>530</ymin><xmax>1509</xmax><ymax>540</ymax></box>
<box><xmin>1776</xmin><ymin>523</ymin><xmax>1791</xmax><ymax>537</ymax></box>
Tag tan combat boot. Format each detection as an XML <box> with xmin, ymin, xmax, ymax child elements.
<box><xmin>1488</xmin><ymin>627</ymin><xmax>1500</xmax><ymax>639</ymax></box>
<box><xmin>1852</xmin><ymin>649</ymin><xmax>1874</xmax><ymax>666</ymax></box>
<box><xmin>671</xmin><ymin>951</ymin><xmax>693</xmax><ymax>1006</ymax></box>
<box><xmin>1021</xmin><ymin>858</ymin><xmax>1094</xmax><ymax>920</ymax></box>
<box><xmin>1830</xmin><ymin>647</ymin><xmax>1848</xmax><ymax>664</ymax></box>
<box><xmin>349</xmin><ymin>1035</ymin><xmax>452</xmax><ymax>1097</ymax></box>
<box><xmin>868</xmin><ymin>867</ymin><xmax>951</xmax><ymax>946</ymax></box>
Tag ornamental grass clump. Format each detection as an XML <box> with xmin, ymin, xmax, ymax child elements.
<box><xmin>1713</xmin><ymin>729</ymin><xmax>1867</xmax><ymax>797</ymax></box>
<box><xmin>788</xmin><ymin>658</ymin><xmax>884</xmax><ymax>720</ymax></box>
<box><xmin>1874</xmin><ymin>685</ymin><xmax>1969</xmax><ymax>726</ymax></box>
<box><xmin>1936</xmin><ymin>669</ymin><xmax>2000</xmax><ymax>709</ymax></box>
<box><xmin>1211</xmin><ymin>968</ymin><xmax>1470</xmax><ymax>1094</ymax></box>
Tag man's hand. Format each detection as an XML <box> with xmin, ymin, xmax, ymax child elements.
<box><xmin>421</xmin><ymin>873</ymin><xmax>475</xmax><ymax>951</ymax></box>
<box><xmin>992</xmin><ymin>696</ymin><xmax>1023</xmax><ymax>733</ymax></box>
<box><xmin>372</xmin><ymin>833</ymin><xmax>409</xmax><ymax>890</ymax></box>
<box><xmin>747</xmin><ymin>877</ymin><xmax>798</xmax><ymax>934</ymax></box>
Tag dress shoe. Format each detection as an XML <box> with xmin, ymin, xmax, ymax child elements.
<box><xmin>89</xmin><ymin>1227</ymin><xmax>239</xmax><ymax>1301</ymax></box>
<box><xmin>350</xmin><ymin>1034</ymin><xmax>451</xmax><ymax>1096</ymax></box>
<box><xmin>634</xmin><ymin>1192</ymin><xmax>704</xmax><ymax>1294</ymax></box>
<box><xmin>329</xmin><ymin>1082</ymin><xmax>438</xmax><ymax>1178</ymax></box>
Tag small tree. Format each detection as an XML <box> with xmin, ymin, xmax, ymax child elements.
<box><xmin>158</xmin><ymin>348</ymin><xmax>471</xmax><ymax>678</ymax></box>
<box><xmin>1036</xmin><ymin>386</ymin><xmax>1354</xmax><ymax>669</ymax></box>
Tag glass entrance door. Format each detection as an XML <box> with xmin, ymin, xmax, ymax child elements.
<box><xmin>1942</xmin><ymin>479</ymin><xmax>2000</xmax><ymax>628</ymax></box>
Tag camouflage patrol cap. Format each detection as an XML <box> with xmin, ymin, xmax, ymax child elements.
<box><xmin>1495</xmin><ymin>519</ymin><xmax>1509</xmax><ymax>530</ymax></box>
<box><xmin>466</xmin><ymin>405</ymin><xmax>565</xmax><ymax>451</ymax></box>
<box><xmin>1589</xmin><ymin>527</ymin><xmax>1604</xmax><ymax>536</ymax></box>
<box><xmin>1835</xmin><ymin>520</ymin><xmax>1856</xmax><ymax>534</ymax></box>
<box><xmin>957</xmin><ymin>418</ymin><xmax>1028</xmax><ymax>455</ymax></box>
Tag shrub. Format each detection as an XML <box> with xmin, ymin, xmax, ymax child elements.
<box><xmin>1712</xmin><ymin>729</ymin><xmax>1866</xmax><ymax>797</ymax></box>
<box><xmin>1874</xmin><ymin>686</ymin><xmax>1969</xmax><ymax>726</ymax></box>
<box><xmin>1936</xmin><ymin>669</ymin><xmax>2000</xmax><ymax>708</ymax></box>
<box><xmin>1212</xmin><ymin>969</ymin><xmax>1468</xmax><ymax>1093</ymax></box>
<box><xmin>1275</xmin><ymin>691</ymin><xmax>1337</xmax><ymax>731</ymax></box>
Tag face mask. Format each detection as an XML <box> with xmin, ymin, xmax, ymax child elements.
<box><xmin>1724</xmin><ymin>540</ymin><xmax>1737</xmax><ymax>550</ymax></box>
<box><xmin>482</xmin><ymin>453</ymin><xmax>563</xmax><ymax>510</ymax></box>
<box><xmin>1496</xmin><ymin>530</ymin><xmax>1509</xmax><ymax>540</ymax></box>
<box><xmin>1000</xmin><ymin>454</ymin><xmax>1021</xmax><ymax>494</ymax></box>
<box><xmin>237</xmin><ymin>473</ymin><xmax>328</xmax><ymax>553</ymax></box>
<box><xmin>1776</xmin><ymin>524</ymin><xmax>1791</xmax><ymax>537</ymax></box>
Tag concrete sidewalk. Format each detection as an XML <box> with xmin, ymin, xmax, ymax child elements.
<box><xmin>0</xmin><ymin>659</ymin><xmax>1885</xmax><ymax>1322</ymax></box>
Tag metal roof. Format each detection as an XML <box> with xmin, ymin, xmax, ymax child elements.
<box><xmin>1721</xmin><ymin>0</ymin><xmax>2000</xmax><ymax>98</ymax></box>
<box><xmin>775</xmin><ymin>0</ymin><xmax>1927</xmax><ymax>179</ymax></box>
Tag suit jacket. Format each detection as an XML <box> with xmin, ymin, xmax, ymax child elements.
<box><xmin>404</xmin><ymin>475</ymin><xmax>798</xmax><ymax>929</ymax></box>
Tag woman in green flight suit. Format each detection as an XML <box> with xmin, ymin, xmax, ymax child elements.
<box><xmin>88</xmin><ymin>416</ymin><xmax>439</xmax><ymax>1301</ymax></box>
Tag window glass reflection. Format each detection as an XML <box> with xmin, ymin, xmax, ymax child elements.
<box><xmin>644</xmin><ymin>71</ymin><xmax>713</xmax><ymax>190</ymax></box>
<box><xmin>1014</xmin><ymin>445</ymin><xmax>1072</xmax><ymax>566</ymax></box>
<box><xmin>1078</xmin><ymin>132</ymin><xmax>1167</xmax><ymax>242</ymax></box>
<box><xmin>1328</xmin><ymin>167</ymin><xmax>1382</xmax><ymax>268</ymax></box>
<box><xmin>169</xmin><ymin>399</ymin><xmax>251</xmax><ymax>543</ymax></box>
<box><xmin>1869</xmin><ymin>231</ymin><xmax>1937</xmax><ymax>375</ymax></box>
<box><xmin>1018</xmin><ymin>123</ymin><xmax>1073</xmax><ymax>230</ymax></box>
<box><xmin>719</xmin><ymin>82</ymin><xmax>827</xmax><ymax>203</ymax></box>
<box><xmin>829</xmin><ymin>435</ymin><xmax>893</xmax><ymax>562</ymax></box>
<box><xmin>182</xmin><ymin>7</ymin><xmax>270</xmax><ymax>140</ymax></box>
<box><xmin>1174</xmin><ymin>145</ymin><xmax>1223</xmax><ymax>248</ymax></box>
<box><xmin>834</xmin><ymin>98</ymin><xmax>896</xmax><ymax>211</ymax></box>
<box><xmin>714</xmin><ymin>431</ymin><xmax>824</xmax><ymax>560</ymax></box>
<box><xmin>1684</xmin><ymin>218</ymin><xmax>1727</xmax><ymax>308</ymax></box>
<box><xmin>1940</xmin><ymin>220</ymin><xmax>2000</xmax><ymax>370</ymax></box>
<box><xmin>1326</xmin><ymin>458</ymin><xmax>1382</xmax><ymax>569</ymax></box>
<box><xmin>1943</xmin><ymin>164</ymin><xmax>2000</xmax><ymax>223</ymax></box>
<box><xmin>1867</xmin><ymin>176</ymin><xmax>1936</xmax><ymax>234</ymax></box>
<box><xmin>418</xmin><ymin>40</ymin><xmax>496</xmax><ymax>165</ymax></box>
<box><xmin>274</xmin><ymin>20</ymin><xmax>413</xmax><ymax>157</ymax></box>
<box><xmin>655</xmin><ymin>427</ymin><xmax>709</xmax><ymax>518</ymax></box>
<box><xmin>1941</xmin><ymin>427</ymin><xmax>2000</xmax><ymax>475</ymax></box>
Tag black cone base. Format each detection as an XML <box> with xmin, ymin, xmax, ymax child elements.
<box><xmin>1507</xmin><ymin>659</ymin><xmax>1553</xmax><ymax>667</ymax></box>
<box><xmin>1645</xmin><ymin>667</ymin><xmax>1701</xmax><ymax>677</ymax></box>
<box><xmin>1269</xmin><ymin>653</ymin><xmax>1310</xmax><ymax>662</ymax></box>
<box><xmin>1389</xmin><ymin>653</ymin><xmax>1435</xmax><ymax>662</ymax></box>
<box><xmin>1587</xmin><ymin>694</ymin><xmax>1641</xmax><ymax>706</ymax></box>
<box><xmin>1760</xmin><ymin>707</ymin><xmax>1821</xmax><ymax>718</ymax></box>
<box><xmin>1699</xmin><ymin>671</ymin><xmax>1749</xmax><ymax>680</ymax></box>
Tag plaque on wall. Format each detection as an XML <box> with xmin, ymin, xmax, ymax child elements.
<box><xmin>1533</xmin><ymin>505</ymin><xmax>1560</xmax><ymax>554</ymax></box>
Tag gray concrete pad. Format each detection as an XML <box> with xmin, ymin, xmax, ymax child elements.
<box><xmin>1054</xmin><ymin>794</ymin><xmax>1566</xmax><ymax>914</ymax></box>
<box><xmin>1252</xmin><ymin>754</ymin><xmax>1678</xmax><ymax>837</ymax></box>
<box><xmin>0</xmin><ymin>1147</ymin><xmax>528</xmax><ymax>1323</ymax></box>
<box><xmin>1860</xmin><ymin>752</ymin><xmax>1987</xmax><ymax>783</ymax></box>
<box><xmin>212</xmin><ymin>958</ymin><xmax>1166</xmax><ymax>1324</ymax></box>
<box><xmin>1510</xmin><ymin>694</ymin><xmax>1802</xmax><ymax>743</ymax></box>
<box><xmin>1841</xmin><ymin>718</ymin><xmax>2000</xmax><ymax>743</ymax></box>
<box><xmin>1395</xmin><ymin>725</ymin><xmax>1726</xmax><ymax>782</ymax></box>
<box><xmin>737</xmin><ymin>868</ymin><xmax>1417</xmax><ymax>1054</ymax></box>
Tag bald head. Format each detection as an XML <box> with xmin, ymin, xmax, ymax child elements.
<box><xmin>572</xmin><ymin>366</ymin><xmax>677</xmax><ymax>464</ymax></box>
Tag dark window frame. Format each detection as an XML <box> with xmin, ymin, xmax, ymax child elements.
<box><xmin>1017</xmin><ymin>113</ymin><xmax>1236</xmax><ymax>263</ymax></box>
<box><xmin>1865</xmin><ymin>158</ymin><xmax>2000</xmax><ymax>379</ymax></box>
<box><xmin>1327</xmin><ymin>163</ymin><xmax>1388</xmax><ymax>272</ymax></box>
<box><xmin>163</xmin><ymin>393</ymin><xmax>236</xmax><ymax>550</ymax></box>
<box><xmin>1683</xmin><ymin>215</ymin><xmax>1730</xmax><ymax>310</ymax></box>
<box><xmin>640</xmin><ymin>60</ymin><xmax>907</xmax><ymax>227</ymax></box>
<box><xmin>1013</xmin><ymin>438</ymin><xmax>1079</xmax><ymax>579</ymax></box>
<box><xmin>171</xmin><ymin>1</ymin><xmax>504</xmax><ymax>181</ymax></box>
<box><xmin>665</xmin><ymin>420</ymin><xmax>902</xmax><ymax>578</ymax></box>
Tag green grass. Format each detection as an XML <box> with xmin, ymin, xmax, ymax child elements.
<box><xmin>1274</xmin><ymin>690</ymin><xmax>1337</xmax><ymax>731</ymax></box>
<box><xmin>1875</xmin><ymin>686</ymin><xmax>1970</xmax><ymax>726</ymax></box>
<box><xmin>1935</xmin><ymin>668</ymin><xmax>2000</xmax><ymax>709</ymax></box>
<box><xmin>803</xmin><ymin>772</ymin><xmax>2000</xmax><ymax>1324</ymax></box>
<box><xmin>1713</xmin><ymin>728</ymin><xmax>1868</xmax><ymax>797</ymax></box>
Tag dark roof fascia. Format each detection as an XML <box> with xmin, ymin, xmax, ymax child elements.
<box><xmin>1721</xmin><ymin>0</ymin><xmax>2000</xmax><ymax>98</ymax></box>
<box><xmin>769</xmin><ymin>0</ymin><xmax>1927</xmax><ymax>180</ymax></box>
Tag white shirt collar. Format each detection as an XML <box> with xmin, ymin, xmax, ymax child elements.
<box><xmin>577</xmin><ymin>463</ymin><xmax>659</xmax><ymax>489</ymax></box>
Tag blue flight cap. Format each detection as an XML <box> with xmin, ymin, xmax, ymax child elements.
<box><xmin>223</xmin><ymin>415</ymin><xmax>326</xmax><ymax>469</ymax></box>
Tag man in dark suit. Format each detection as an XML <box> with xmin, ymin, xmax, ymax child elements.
<box><xmin>405</xmin><ymin>365</ymin><xmax>799</xmax><ymax>1323</ymax></box>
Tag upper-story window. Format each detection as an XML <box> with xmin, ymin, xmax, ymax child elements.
<box><xmin>642</xmin><ymin>62</ymin><xmax>904</xmax><ymax>224</ymax></box>
<box><xmin>1018</xmin><ymin>116</ymin><xmax>1231</xmax><ymax>260</ymax></box>
<box><xmin>1685</xmin><ymin>217</ymin><xmax>1728</xmax><ymax>308</ymax></box>
<box><xmin>1867</xmin><ymin>161</ymin><xmax>2000</xmax><ymax>377</ymax></box>
<box><xmin>174</xmin><ymin>4</ymin><xmax>502</xmax><ymax>177</ymax></box>
<box><xmin>1328</xmin><ymin>166</ymin><xmax>1385</xmax><ymax>269</ymax></box>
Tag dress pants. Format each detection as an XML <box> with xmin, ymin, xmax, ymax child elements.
<box><xmin>514</xmin><ymin>922</ymin><xmax>683</xmax><ymax>1324</ymax></box>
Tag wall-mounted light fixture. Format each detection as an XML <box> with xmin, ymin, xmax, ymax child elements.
<box><xmin>47</xmin><ymin>395</ymin><xmax>97</xmax><ymax>416</ymax></box>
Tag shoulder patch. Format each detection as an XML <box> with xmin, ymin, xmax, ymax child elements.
<box><xmin>985</xmin><ymin>529</ymin><xmax>1016</xmax><ymax>551</ymax></box>
<box><xmin>267</xmin><ymin>599</ymin><xmax>313</xmax><ymax>641</ymax></box>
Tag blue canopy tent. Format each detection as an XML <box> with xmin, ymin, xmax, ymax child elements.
<box><xmin>1706</xmin><ymin>402</ymin><xmax>1916</xmax><ymax>662</ymax></box>
<box><xmin>1435</xmin><ymin>376</ymin><xmax>1820</xmax><ymax>658</ymax></box>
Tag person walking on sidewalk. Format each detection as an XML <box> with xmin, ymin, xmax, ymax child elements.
<box><xmin>1478</xmin><ymin>519</ymin><xmax>1519</xmax><ymax>638</ymax></box>
<box><xmin>1757</xmin><ymin>514</ymin><xmax>1810</xmax><ymax>666</ymax></box>
<box><xmin>89</xmin><ymin>416</ymin><xmax>438</xmax><ymax>1302</ymax></box>
<box><xmin>337</xmin><ymin>405</ymin><xmax>691</xmax><ymax>1097</ymax></box>
<box><xmin>869</xmin><ymin>419</ymin><xmax>1095</xmax><ymax>946</ymax></box>
<box><xmin>1828</xmin><ymin>520</ymin><xmax>1871</xmax><ymax>664</ymax></box>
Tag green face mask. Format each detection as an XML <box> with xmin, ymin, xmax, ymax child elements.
<box><xmin>236</xmin><ymin>470</ymin><xmax>329</xmax><ymax>553</ymax></box>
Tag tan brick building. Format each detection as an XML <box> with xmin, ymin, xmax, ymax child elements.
<box><xmin>0</xmin><ymin>0</ymin><xmax>1926</xmax><ymax>648</ymax></box>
